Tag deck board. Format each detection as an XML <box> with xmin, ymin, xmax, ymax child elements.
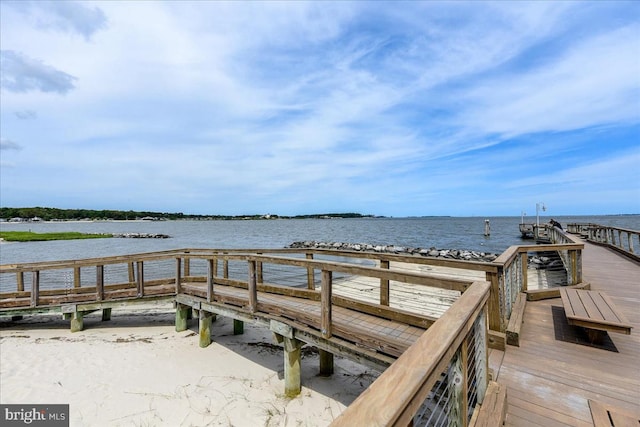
<box><xmin>497</xmin><ymin>240</ymin><xmax>640</xmax><ymax>426</ymax></box>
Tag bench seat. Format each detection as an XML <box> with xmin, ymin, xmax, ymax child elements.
<box><xmin>559</xmin><ymin>288</ymin><xmax>632</xmax><ymax>343</ymax></box>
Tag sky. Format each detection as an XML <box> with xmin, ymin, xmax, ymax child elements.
<box><xmin>1</xmin><ymin>1</ymin><xmax>639</xmax><ymax>217</ymax></box>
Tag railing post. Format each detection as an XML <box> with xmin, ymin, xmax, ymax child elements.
<box><xmin>321</xmin><ymin>270</ymin><xmax>332</xmax><ymax>338</ymax></box>
<box><xmin>248</xmin><ymin>260</ymin><xmax>257</xmax><ymax>312</ymax></box>
<box><xmin>96</xmin><ymin>265</ymin><xmax>104</xmax><ymax>301</ymax></box>
<box><xmin>128</xmin><ymin>262</ymin><xmax>135</xmax><ymax>284</ymax></box>
<box><xmin>306</xmin><ymin>253</ymin><xmax>315</xmax><ymax>289</ymax></box>
<box><xmin>520</xmin><ymin>252</ymin><xmax>528</xmax><ymax>292</ymax></box>
<box><xmin>17</xmin><ymin>271</ymin><xmax>24</xmax><ymax>292</ymax></box>
<box><xmin>629</xmin><ymin>232</ymin><xmax>635</xmax><ymax>253</ymax></box>
<box><xmin>74</xmin><ymin>266</ymin><xmax>81</xmax><ymax>288</ymax></box>
<box><xmin>175</xmin><ymin>258</ymin><xmax>182</xmax><ymax>294</ymax></box>
<box><xmin>207</xmin><ymin>258</ymin><xmax>214</xmax><ymax>302</ymax></box>
<box><xmin>184</xmin><ymin>252</ymin><xmax>191</xmax><ymax>277</ymax></box>
<box><xmin>569</xmin><ymin>250</ymin><xmax>578</xmax><ymax>285</ymax></box>
<box><xmin>380</xmin><ymin>259</ymin><xmax>390</xmax><ymax>306</ymax></box>
<box><xmin>256</xmin><ymin>253</ymin><xmax>263</xmax><ymax>284</ymax></box>
<box><xmin>223</xmin><ymin>255</ymin><xmax>229</xmax><ymax>279</ymax></box>
<box><xmin>447</xmin><ymin>347</ymin><xmax>465</xmax><ymax>427</ymax></box>
<box><xmin>486</xmin><ymin>271</ymin><xmax>502</xmax><ymax>332</ymax></box>
<box><xmin>137</xmin><ymin>261</ymin><xmax>144</xmax><ymax>297</ymax></box>
<box><xmin>31</xmin><ymin>271</ymin><xmax>39</xmax><ymax>307</ymax></box>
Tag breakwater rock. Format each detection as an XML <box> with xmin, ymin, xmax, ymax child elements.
<box><xmin>112</xmin><ymin>233</ymin><xmax>170</xmax><ymax>239</ymax></box>
<box><xmin>287</xmin><ymin>241</ymin><xmax>499</xmax><ymax>262</ymax></box>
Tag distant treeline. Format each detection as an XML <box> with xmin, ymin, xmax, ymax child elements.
<box><xmin>0</xmin><ymin>207</ymin><xmax>373</xmax><ymax>221</ymax></box>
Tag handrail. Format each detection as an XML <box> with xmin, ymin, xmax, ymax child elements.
<box><xmin>331</xmin><ymin>280</ymin><xmax>490</xmax><ymax>426</ymax></box>
<box><xmin>568</xmin><ymin>223</ymin><xmax>639</xmax><ymax>261</ymax></box>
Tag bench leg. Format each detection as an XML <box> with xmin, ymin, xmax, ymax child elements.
<box><xmin>585</xmin><ymin>329</ymin><xmax>605</xmax><ymax>345</ymax></box>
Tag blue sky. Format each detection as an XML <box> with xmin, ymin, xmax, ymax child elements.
<box><xmin>1</xmin><ymin>1</ymin><xmax>639</xmax><ymax>217</ymax></box>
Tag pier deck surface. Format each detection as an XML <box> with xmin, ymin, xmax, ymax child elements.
<box><xmin>495</xmin><ymin>241</ymin><xmax>640</xmax><ymax>426</ymax></box>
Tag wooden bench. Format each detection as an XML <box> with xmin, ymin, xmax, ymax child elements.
<box><xmin>469</xmin><ymin>381</ymin><xmax>507</xmax><ymax>427</ymax></box>
<box><xmin>589</xmin><ymin>399</ymin><xmax>640</xmax><ymax>427</ymax></box>
<box><xmin>559</xmin><ymin>288</ymin><xmax>632</xmax><ymax>344</ymax></box>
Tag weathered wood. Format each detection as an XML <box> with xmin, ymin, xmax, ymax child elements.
<box><xmin>206</xmin><ymin>258</ymin><xmax>214</xmax><ymax>302</ymax></box>
<box><xmin>128</xmin><ymin>262</ymin><xmax>135</xmax><ymax>283</ymax></box>
<box><xmin>321</xmin><ymin>270</ymin><xmax>332</xmax><ymax>338</ymax></box>
<box><xmin>175</xmin><ymin>303</ymin><xmax>189</xmax><ymax>332</ymax></box>
<box><xmin>486</xmin><ymin>271</ymin><xmax>502</xmax><ymax>332</ymax></box>
<box><xmin>74</xmin><ymin>266</ymin><xmax>81</xmax><ymax>288</ymax></box>
<box><xmin>233</xmin><ymin>319</ymin><xmax>244</xmax><ymax>335</ymax></box>
<box><xmin>283</xmin><ymin>336</ymin><xmax>304</xmax><ymax>397</ymax></box>
<box><xmin>17</xmin><ymin>271</ymin><xmax>24</xmax><ymax>292</ymax></box>
<box><xmin>306</xmin><ymin>253</ymin><xmax>315</xmax><ymax>290</ymax></box>
<box><xmin>175</xmin><ymin>258</ymin><xmax>181</xmax><ymax>294</ymax></box>
<box><xmin>380</xmin><ymin>259</ymin><xmax>390</xmax><ymax>306</ymax></box>
<box><xmin>102</xmin><ymin>308</ymin><xmax>112</xmax><ymax>321</ymax></box>
<box><xmin>136</xmin><ymin>261</ymin><xmax>144</xmax><ymax>297</ymax></box>
<box><xmin>506</xmin><ymin>293</ymin><xmax>526</xmax><ymax>347</ymax></box>
<box><xmin>199</xmin><ymin>310</ymin><xmax>213</xmax><ymax>348</ymax></box>
<box><xmin>70</xmin><ymin>311</ymin><xmax>84</xmax><ymax>332</ymax></box>
<box><xmin>96</xmin><ymin>265</ymin><xmax>104</xmax><ymax>301</ymax></box>
<box><xmin>319</xmin><ymin>349</ymin><xmax>334</xmax><ymax>376</ymax></box>
<box><xmin>331</xmin><ymin>281</ymin><xmax>490</xmax><ymax>426</ymax></box>
<box><xmin>31</xmin><ymin>271</ymin><xmax>39</xmax><ymax>307</ymax></box>
<box><xmin>332</xmin><ymin>295</ymin><xmax>435</xmax><ymax>329</ymax></box>
<box><xmin>472</xmin><ymin>381</ymin><xmax>507</xmax><ymax>427</ymax></box>
<box><xmin>248</xmin><ymin>260</ymin><xmax>257</xmax><ymax>312</ymax></box>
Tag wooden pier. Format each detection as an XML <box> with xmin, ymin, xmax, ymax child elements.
<box><xmin>1</xmin><ymin>224</ymin><xmax>638</xmax><ymax>426</ymax></box>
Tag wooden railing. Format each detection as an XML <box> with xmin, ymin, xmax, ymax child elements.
<box><xmin>568</xmin><ymin>223</ymin><xmax>639</xmax><ymax>262</ymax></box>
<box><xmin>331</xmin><ymin>280</ymin><xmax>490</xmax><ymax>426</ymax></box>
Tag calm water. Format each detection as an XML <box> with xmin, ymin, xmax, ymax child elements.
<box><xmin>1</xmin><ymin>215</ymin><xmax>638</xmax><ymax>265</ymax></box>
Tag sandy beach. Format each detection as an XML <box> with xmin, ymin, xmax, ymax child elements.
<box><xmin>0</xmin><ymin>302</ymin><xmax>379</xmax><ymax>426</ymax></box>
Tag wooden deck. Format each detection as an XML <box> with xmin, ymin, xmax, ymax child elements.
<box><xmin>494</xmin><ymin>241</ymin><xmax>640</xmax><ymax>426</ymax></box>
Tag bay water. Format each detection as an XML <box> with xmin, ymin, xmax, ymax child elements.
<box><xmin>1</xmin><ymin>215</ymin><xmax>638</xmax><ymax>265</ymax></box>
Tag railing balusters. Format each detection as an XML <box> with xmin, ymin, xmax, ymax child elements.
<box><xmin>248</xmin><ymin>260</ymin><xmax>257</xmax><ymax>312</ymax></box>
<box><xmin>96</xmin><ymin>265</ymin><xmax>104</xmax><ymax>301</ymax></box>
<box><xmin>31</xmin><ymin>271</ymin><xmax>39</xmax><ymax>307</ymax></box>
<box><xmin>321</xmin><ymin>270</ymin><xmax>332</xmax><ymax>338</ymax></box>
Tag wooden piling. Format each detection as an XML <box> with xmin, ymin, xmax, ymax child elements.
<box><xmin>283</xmin><ymin>336</ymin><xmax>304</xmax><ymax>397</ymax></box>
<box><xmin>199</xmin><ymin>310</ymin><xmax>213</xmax><ymax>348</ymax></box>
<box><xmin>319</xmin><ymin>350</ymin><xmax>334</xmax><ymax>377</ymax></box>
<box><xmin>102</xmin><ymin>308</ymin><xmax>112</xmax><ymax>321</ymax></box>
<box><xmin>70</xmin><ymin>311</ymin><xmax>84</xmax><ymax>333</ymax></box>
<box><xmin>233</xmin><ymin>319</ymin><xmax>244</xmax><ymax>335</ymax></box>
<box><xmin>175</xmin><ymin>303</ymin><xmax>189</xmax><ymax>332</ymax></box>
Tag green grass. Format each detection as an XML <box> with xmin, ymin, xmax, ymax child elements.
<box><xmin>0</xmin><ymin>231</ymin><xmax>113</xmax><ymax>242</ymax></box>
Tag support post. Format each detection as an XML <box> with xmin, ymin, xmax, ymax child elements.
<box><xmin>31</xmin><ymin>271</ymin><xmax>40</xmax><ymax>307</ymax></box>
<box><xmin>102</xmin><ymin>308</ymin><xmax>112</xmax><ymax>321</ymax></box>
<box><xmin>70</xmin><ymin>311</ymin><xmax>84</xmax><ymax>333</ymax></box>
<box><xmin>234</xmin><ymin>319</ymin><xmax>244</xmax><ymax>335</ymax></box>
<box><xmin>175</xmin><ymin>258</ymin><xmax>182</xmax><ymax>294</ymax></box>
<box><xmin>380</xmin><ymin>259</ymin><xmax>390</xmax><ymax>306</ymax></box>
<box><xmin>136</xmin><ymin>261</ymin><xmax>144</xmax><ymax>297</ymax></box>
<box><xmin>207</xmin><ymin>258</ymin><xmax>214</xmax><ymax>302</ymax></box>
<box><xmin>175</xmin><ymin>303</ymin><xmax>189</xmax><ymax>332</ymax></box>
<box><xmin>321</xmin><ymin>270</ymin><xmax>332</xmax><ymax>338</ymax></box>
<box><xmin>74</xmin><ymin>267</ymin><xmax>81</xmax><ymax>288</ymax></box>
<box><xmin>17</xmin><ymin>271</ymin><xmax>24</xmax><ymax>292</ymax></box>
<box><xmin>96</xmin><ymin>265</ymin><xmax>104</xmax><ymax>301</ymax></box>
<box><xmin>199</xmin><ymin>310</ymin><xmax>213</xmax><ymax>348</ymax></box>
<box><xmin>184</xmin><ymin>254</ymin><xmax>191</xmax><ymax>277</ymax></box>
<box><xmin>486</xmin><ymin>271</ymin><xmax>502</xmax><ymax>332</ymax></box>
<box><xmin>128</xmin><ymin>262</ymin><xmax>135</xmax><ymax>284</ymax></box>
<box><xmin>283</xmin><ymin>337</ymin><xmax>304</xmax><ymax>397</ymax></box>
<box><xmin>520</xmin><ymin>252</ymin><xmax>528</xmax><ymax>292</ymax></box>
<box><xmin>319</xmin><ymin>350</ymin><xmax>334</xmax><ymax>377</ymax></box>
<box><xmin>306</xmin><ymin>253</ymin><xmax>315</xmax><ymax>289</ymax></box>
<box><xmin>248</xmin><ymin>260</ymin><xmax>257</xmax><ymax>312</ymax></box>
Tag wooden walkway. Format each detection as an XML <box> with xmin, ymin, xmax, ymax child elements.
<box><xmin>493</xmin><ymin>241</ymin><xmax>640</xmax><ymax>426</ymax></box>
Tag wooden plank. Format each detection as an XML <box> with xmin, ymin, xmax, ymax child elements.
<box><xmin>506</xmin><ymin>293</ymin><xmax>526</xmax><ymax>347</ymax></box>
<box><xmin>589</xmin><ymin>399</ymin><xmax>640</xmax><ymax>427</ymax></box>
<box><xmin>472</xmin><ymin>381</ymin><xmax>506</xmax><ymax>427</ymax></box>
<box><xmin>321</xmin><ymin>270</ymin><xmax>332</xmax><ymax>338</ymax></box>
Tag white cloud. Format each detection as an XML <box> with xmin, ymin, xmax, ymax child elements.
<box><xmin>0</xmin><ymin>50</ymin><xmax>77</xmax><ymax>94</ymax></box>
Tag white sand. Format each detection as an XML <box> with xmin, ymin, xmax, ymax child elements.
<box><xmin>0</xmin><ymin>302</ymin><xmax>379</xmax><ymax>426</ymax></box>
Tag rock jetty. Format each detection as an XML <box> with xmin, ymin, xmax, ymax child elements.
<box><xmin>112</xmin><ymin>233</ymin><xmax>170</xmax><ymax>239</ymax></box>
<box><xmin>287</xmin><ymin>241</ymin><xmax>499</xmax><ymax>262</ymax></box>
